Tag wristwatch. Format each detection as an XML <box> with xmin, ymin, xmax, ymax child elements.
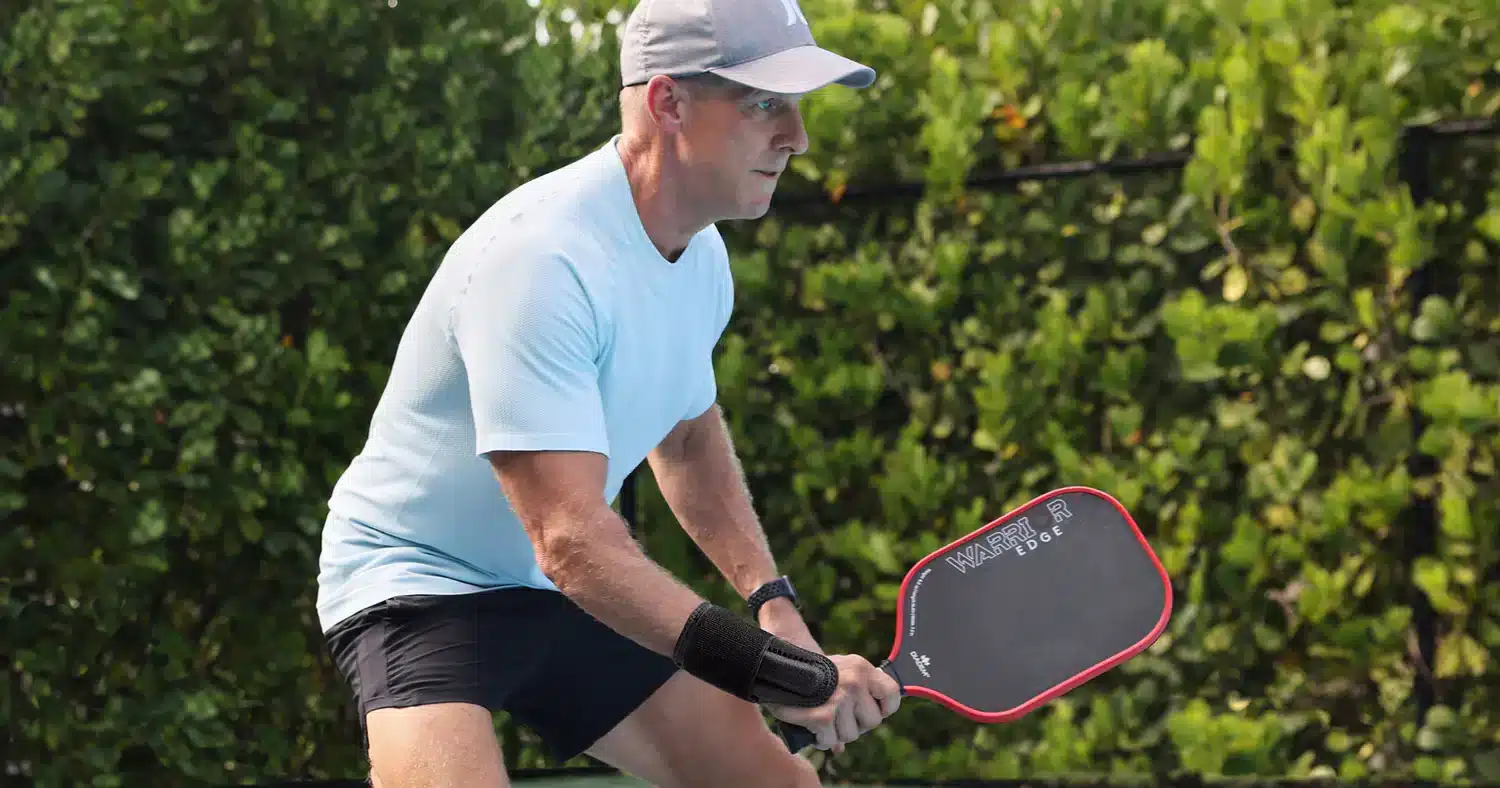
<box><xmin>747</xmin><ymin>575</ymin><xmax>799</xmax><ymax>618</ymax></box>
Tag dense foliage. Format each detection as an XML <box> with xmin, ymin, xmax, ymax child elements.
<box><xmin>3</xmin><ymin>0</ymin><xmax>1497</xmax><ymax>785</ymax></box>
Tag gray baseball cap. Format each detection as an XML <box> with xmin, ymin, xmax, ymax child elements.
<box><xmin>619</xmin><ymin>0</ymin><xmax>877</xmax><ymax>94</ymax></box>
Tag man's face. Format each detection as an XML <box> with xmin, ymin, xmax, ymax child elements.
<box><xmin>677</xmin><ymin>81</ymin><xmax>811</xmax><ymax>221</ymax></box>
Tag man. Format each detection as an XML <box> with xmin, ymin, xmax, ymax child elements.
<box><xmin>316</xmin><ymin>0</ymin><xmax>899</xmax><ymax>785</ymax></box>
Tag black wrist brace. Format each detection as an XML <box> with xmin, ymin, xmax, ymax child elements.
<box><xmin>671</xmin><ymin>602</ymin><xmax>837</xmax><ymax>707</ymax></box>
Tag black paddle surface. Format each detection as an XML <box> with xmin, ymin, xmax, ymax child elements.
<box><xmin>774</xmin><ymin>486</ymin><xmax>1172</xmax><ymax>752</ymax></box>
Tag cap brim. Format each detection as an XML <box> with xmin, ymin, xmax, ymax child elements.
<box><xmin>709</xmin><ymin>45</ymin><xmax>876</xmax><ymax>94</ymax></box>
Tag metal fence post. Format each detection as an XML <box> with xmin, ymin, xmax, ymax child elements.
<box><xmin>1396</xmin><ymin>123</ymin><xmax>1438</xmax><ymax>728</ymax></box>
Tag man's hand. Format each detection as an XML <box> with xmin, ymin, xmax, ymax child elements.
<box><xmin>763</xmin><ymin>654</ymin><xmax>902</xmax><ymax>753</ymax></box>
<box><xmin>756</xmin><ymin>598</ymin><xmax>899</xmax><ymax>754</ymax></box>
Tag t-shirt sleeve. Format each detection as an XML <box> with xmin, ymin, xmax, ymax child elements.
<box><xmin>685</xmin><ymin>357</ymin><xmax>718</xmax><ymax>420</ymax></box>
<box><xmin>448</xmin><ymin>250</ymin><xmax>610</xmax><ymax>458</ymax></box>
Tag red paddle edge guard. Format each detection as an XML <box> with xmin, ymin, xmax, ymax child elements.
<box><xmin>887</xmin><ymin>485</ymin><xmax>1174</xmax><ymax>723</ymax></box>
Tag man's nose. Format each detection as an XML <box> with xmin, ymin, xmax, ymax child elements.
<box><xmin>778</xmin><ymin>105</ymin><xmax>809</xmax><ymax>155</ymax></box>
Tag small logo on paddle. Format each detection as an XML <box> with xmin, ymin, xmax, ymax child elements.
<box><xmin>944</xmin><ymin>499</ymin><xmax>1072</xmax><ymax>574</ymax></box>
<box><xmin>909</xmin><ymin>651</ymin><xmax>933</xmax><ymax>678</ymax></box>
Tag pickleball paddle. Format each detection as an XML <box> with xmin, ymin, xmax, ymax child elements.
<box><xmin>774</xmin><ymin>486</ymin><xmax>1173</xmax><ymax>753</ymax></box>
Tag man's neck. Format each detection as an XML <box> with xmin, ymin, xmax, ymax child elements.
<box><xmin>617</xmin><ymin>134</ymin><xmax>707</xmax><ymax>262</ymax></box>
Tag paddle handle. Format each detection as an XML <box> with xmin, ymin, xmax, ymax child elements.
<box><xmin>777</xmin><ymin>659</ymin><xmax>903</xmax><ymax>753</ymax></box>
<box><xmin>778</xmin><ymin>720</ymin><xmax>820</xmax><ymax>754</ymax></box>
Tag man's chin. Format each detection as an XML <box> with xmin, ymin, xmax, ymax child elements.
<box><xmin>740</xmin><ymin>202</ymin><xmax>773</xmax><ymax>220</ymax></box>
<box><xmin>735</xmin><ymin>192</ymin><xmax>775</xmax><ymax>220</ymax></box>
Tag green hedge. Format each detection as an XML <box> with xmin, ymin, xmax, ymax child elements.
<box><xmin>4</xmin><ymin>0</ymin><xmax>1497</xmax><ymax>785</ymax></box>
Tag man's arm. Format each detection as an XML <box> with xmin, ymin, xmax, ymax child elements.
<box><xmin>491</xmin><ymin>440</ymin><xmax>900</xmax><ymax>753</ymax></box>
<box><xmin>451</xmin><ymin>247</ymin><xmax>880</xmax><ymax>738</ymax></box>
<box><xmin>489</xmin><ymin>449</ymin><xmax>707</xmax><ymax>658</ymax></box>
<box><xmin>646</xmin><ymin>404</ymin><xmax>803</xmax><ymax>629</ymax></box>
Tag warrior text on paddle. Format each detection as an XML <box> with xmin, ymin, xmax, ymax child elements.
<box><xmin>944</xmin><ymin>498</ymin><xmax>1074</xmax><ymax>573</ymax></box>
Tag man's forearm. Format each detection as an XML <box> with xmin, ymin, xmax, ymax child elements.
<box><xmin>542</xmin><ymin>506</ymin><xmax>708</xmax><ymax>658</ymax></box>
<box><xmin>649</xmin><ymin>405</ymin><xmax>783</xmax><ymax>604</ymax></box>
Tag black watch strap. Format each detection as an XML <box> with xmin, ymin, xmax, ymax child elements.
<box><xmin>747</xmin><ymin>576</ymin><xmax>798</xmax><ymax>618</ymax></box>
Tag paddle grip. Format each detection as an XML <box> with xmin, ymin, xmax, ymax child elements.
<box><xmin>778</xmin><ymin>721</ymin><xmax>819</xmax><ymax>754</ymax></box>
<box><xmin>777</xmin><ymin>660</ymin><xmax>903</xmax><ymax>754</ymax></box>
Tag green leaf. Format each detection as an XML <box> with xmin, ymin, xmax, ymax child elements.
<box><xmin>1435</xmin><ymin>633</ymin><xmax>1488</xmax><ymax>678</ymax></box>
<box><xmin>1413</xmin><ymin>557</ymin><xmax>1466</xmax><ymax>615</ymax></box>
<box><xmin>130</xmin><ymin>500</ymin><xmax>168</xmax><ymax>545</ymax></box>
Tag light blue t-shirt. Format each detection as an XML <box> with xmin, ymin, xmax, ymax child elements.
<box><xmin>315</xmin><ymin>136</ymin><xmax>734</xmax><ymax>633</ymax></box>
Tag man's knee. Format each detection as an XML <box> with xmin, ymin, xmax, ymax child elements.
<box><xmin>365</xmin><ymin>702</ymin><xmax>509</xmax><ymax>788</ymax></box>
<box><xmin>784</xmin><ymin>752</ymin><xmax>823</xmax><ymax>788</ymax></box>
<box><xmin>689</xmin><ymin>727</ymin><xmax>824</xmax><ymax>788</ymax></box>
<box><xmin>670</xmin><ymin>748</ymin><xmax>821</xmax><ymax>788</ymax></box>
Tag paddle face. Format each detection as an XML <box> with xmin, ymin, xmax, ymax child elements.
<box><xmin>883</xmin><ymin>486</ymin><xmax>1171</xmax><ymax>722</ymax></box>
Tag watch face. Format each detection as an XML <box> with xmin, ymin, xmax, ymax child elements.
<box><xmin>773</xmin><ymin>577</ymin><xmax>796</xmax><ymax>604</ymax></box>
<box><xmin>753</xmin><ymin>577</ymin><xmax>797</xmax><ymax>611</ymax></box>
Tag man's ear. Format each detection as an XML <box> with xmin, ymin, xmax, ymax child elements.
<box><xmin>643</xmin><ymin>75</ymin><xmax>692</xmax><ymax>132</ymax></box>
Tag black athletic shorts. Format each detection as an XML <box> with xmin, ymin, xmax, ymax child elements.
<box><xmin>323</xmin><ymin>585</ymin><xmax>680</xmax><ymax>763</ymax></box>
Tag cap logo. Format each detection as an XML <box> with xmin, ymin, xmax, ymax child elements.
<box><xmin>778</xmin><ymin>0</ymin><xmax>808</xmax><ymax>26</ymax></box>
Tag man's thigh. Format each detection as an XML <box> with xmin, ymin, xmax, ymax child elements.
<box><xmin>586</xmin><ymin>671</ymin><xmax>823</xmax><ymax>788</ymax></box>
<box><xmin>324</xmin><ymin>587</ymin><xmax>569</xmax><ymax>787</ymax></box>
<box><xmin>365</xmin><ymin>702</ymin><xmax>509</xmax><ymax>788</ymax></box>
<box><xmin>498</xmin><ymin>591</ymin><xmax>682</xmax><ymax>765</ymax></box>
<box><xmin>501</xmin><ymin>598</ymin><xmax>819</xmax><ymax>788</ymax></box>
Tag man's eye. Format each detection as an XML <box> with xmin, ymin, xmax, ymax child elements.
<box><xmin>755</xmin><ymin>99</ymin><xmax>779</xmax><ymax>112</ymax></box>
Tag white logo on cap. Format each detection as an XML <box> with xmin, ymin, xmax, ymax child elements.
<box><xmin>778</xmin><ymin>0</ymin><xmax>808</xmax><ymax>26</ymax></box>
